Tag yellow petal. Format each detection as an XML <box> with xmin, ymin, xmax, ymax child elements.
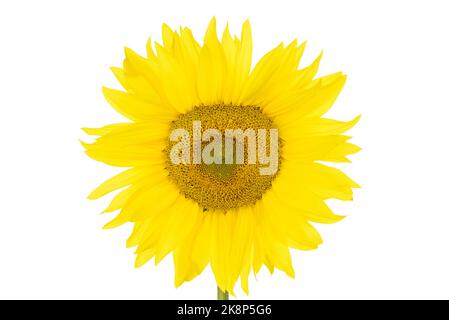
<box><xmin>102</xmin><ymin>87</ymin><xmax>176</xmax><ymax>122</ymax></box>
<box><xmin>254</xmin><ymin>201</ymin><xmax>295</xmax><ymax>277</ymax></box>
<box><xmin>123</xmin><ymin>47</ymin><xmax>175</xmax><ymax>109</ymax></box>
<box><xmin>174</xmin><ymin>211</ymin><xmax>212</xmax><ymax>287</ymax></box>
<box><xmin>282</xmin><ymin>135</ymin><xmax>353</xmax><ymax>162</ymax></box>
<box><xmin>82</xmin><ymin>123</ymin><xmax>128</xmax><ymax>136</ymax></box>
<box><xmin>228</xmin><ymin>20</ymin><xmax>252</xmax><ymax>104</ymax></box>
<box><xmin>210</xmin><ymin>212</ymin><xmax>232</xmax><ymax>292</ymax></box>
<box><xmin>110</xmin><ymin>66</ymin><xmax>162</xmax><ymax>104</ymax></box>
<box><xmin>281</xmin><ymin>162</ymin><xmax>359</xmax><ymax>201</ymax></box>
<box><xmin>126</xmin><ymin>220</ymin><xmax>149</xmax><ymax>248</ymax></box>
<box><xmin>153</xmin><ymin>198</ymin><xmax>201</xmax><ymax>265</ymax></box>
<box><xmin>88</xmin><ymin>168</ymin><xmax>143</xmax><ymax>200</ymax></box>
<box><xmin>173</xmin><ymin>207</ymin><xmax>204</xmax><ymax>287</ymax></box>
<box><xmin>161</xmin><ymin>23</ymin><xmax>174</xmax><ymax>49</ymax></box>
<box><xmin>82</xmin><ymin>139</ymin><xmax>165</xmax><ymax>167</ymax></box>
<box><xmin>270</xmin><ymin>173</ymin><xmax>345</xmax><ymax>224</ymax></box>
<box><xmin>282</xmin><ymin>115</ymin><xmax>360</xmax><ymax>139</ymax></box>
<box><xmin>102</xmin><ymin>187</ymin><xmax>135</xmax><ymax>214</ymax></box>
<box><xmin>135</xmin><ymin>249</ymin><xmax>155</xmax><ymax>268</ymax></box>
<box><xmin>156</xmin><ymin>38</ymin><xmax>199</xmax><ymax>113</ymax></box>
<box><xmin>261</xmin><ymin>190</ymin><xmax>323</xmax><ymax>249</ymax></box>
<box><xmin>197</xmin><ymin>18</ymin><xmax>226</xmax><ymax>104</ymax></box>
<box><xmin>228</xmin><ymin>207</ymin><xmax>254</xmax><ymax>292</ymax></box>
<box><xmin>123</xmin><ymin>180</ymin><xmax>180</xmax><ymax>222</ymax></box>
<box><xmin>273</xmin><ymin>72</ymin><xmax>346</xmax><ymax>123</ymax></box>
<box><xmin>241</xmin><ymin>41</ymin><xmax>307</xmax><ymax>107</ymax></box>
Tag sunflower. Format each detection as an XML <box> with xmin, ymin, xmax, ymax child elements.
<box><xmin>82</xmin><ymin>17</ymin><xmax>360</xmax><ymax>297</ymax></box>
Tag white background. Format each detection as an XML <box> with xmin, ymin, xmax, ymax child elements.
<box><xmin>1</xmin><ymin>0</ymin><xmax>448</xmax><ymax>300</ymax></box>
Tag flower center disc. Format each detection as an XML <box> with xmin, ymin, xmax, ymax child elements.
<box><xmin>166</xmin><ymin>105</ymin><xmax>280</xmax><ymax>212</ymax></box>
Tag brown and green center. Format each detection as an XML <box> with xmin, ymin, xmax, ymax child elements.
<box><xmin>165</xmin><ymin>105</ymin><xmax>281</xmax><ymax>211</ymax></box>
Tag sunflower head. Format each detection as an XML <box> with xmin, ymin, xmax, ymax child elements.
<box><xmin>166</xmin><ymin>103</ymin><xmax>280</xmax><ymax>211</ymax></box>
<box><xmin>82</xmin><ymin>17</ymin><xmax>360</xmax><ymax>296</ymax></box>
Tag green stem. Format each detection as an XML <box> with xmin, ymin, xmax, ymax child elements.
<box><xmin>217</xmin><ymin>286</ymin><xmax>229</xmax><ymax>300</ymax></box>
